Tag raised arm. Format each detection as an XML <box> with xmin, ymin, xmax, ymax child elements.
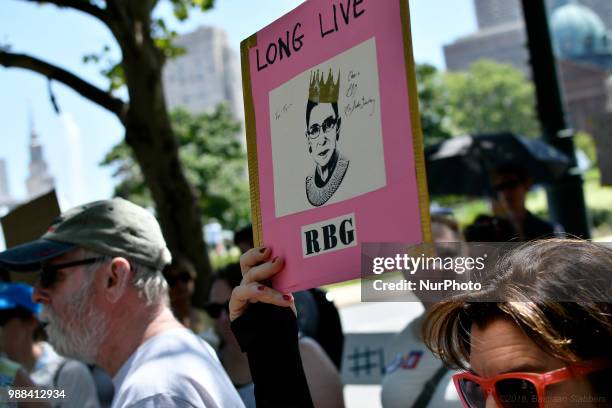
<box><xmin>229</xmin><ymin>247</ymin><xmax>314</xmax><ymax>408</ymax></box>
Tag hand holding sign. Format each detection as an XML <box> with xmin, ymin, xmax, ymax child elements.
<box><xmin>229</xmin><ymin>247</ymin><xmax>295</xmax><ymax>322</ymax></box>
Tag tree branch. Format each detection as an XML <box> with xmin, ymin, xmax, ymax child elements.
<box><xmin>20</xmin><ymin>0</ymin><xmax>109</xmax><ymax>26</ymax></box>
<box><xmin>0</xmin><ymin>51</ymin><xmax>127</xmax><ymax>122</ymax></box>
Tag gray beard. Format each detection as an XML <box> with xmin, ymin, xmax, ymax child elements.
<box><xmin>40</xmin><ymin>283</ymin><xmax>108</xmax><ymax>364</ymax></box>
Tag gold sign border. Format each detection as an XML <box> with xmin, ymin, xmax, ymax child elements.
<box><xmin>240</xmin><ymin>34</ymin><xmax>264</xmax><ymax>247</ymax></box>
<box><xmin>400</xmin><ymin>0</ymin><xmax>432</xmax><ymax>243</ymax></box>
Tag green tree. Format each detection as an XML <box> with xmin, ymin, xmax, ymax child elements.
<box><xmin>574</xmin><ymin>131</ymin><xmax>597</xmax><ymax>167</ymax></box>
<box><xmin>416</xmin><ymin>63</ymin><xmax>452</xmax><ymax>145</ymax></box>
<box><xmin>444</xmin><ymin>60</ymin><xmax>541</xmax><ymax>136</ymax></box>
<box><xmin>0</xmin><ymin>0</ymin><xmax>217</xmax><ymax>304</ymax></box>
<box><xmin>102</xmin><ymin>105</ymin><xmax>251</xmax><ymax>230</ymax></box>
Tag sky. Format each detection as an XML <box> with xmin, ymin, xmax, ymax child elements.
<box><xmin>0</xmin><ymin>0</ymin><xmax>476</xmax><ymax>244</ymax></box>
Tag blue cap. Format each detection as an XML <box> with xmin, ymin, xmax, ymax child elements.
<box><xmin>0</xmin><ymin>283</ymin><xmax>41</xmax><ymax>315</ymax></box>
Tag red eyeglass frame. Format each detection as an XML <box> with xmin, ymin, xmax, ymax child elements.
<box><xmin>452</xmin><ymin>358</ymin><xmax>610</xmax><ymax>408</ymax></box>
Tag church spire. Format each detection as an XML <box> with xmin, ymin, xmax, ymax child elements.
<box><xmin>26</xmin><ymin>110</ymin><xmax>54</xmax><ymax>198</ymax></box>
<box><xmin>29</xmin><ymin>111</ymin><xmax>38</xmax><ymax>141</ymax></box>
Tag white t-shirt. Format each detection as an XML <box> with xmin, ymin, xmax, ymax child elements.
<box><xmin>380</xmin><ymin>315</ymin><xmax>462</xmax><ymax>408</ymax></box>
<box><xmin>31</xmin><ymin>342</ymin><xmax>101</xmax><ymax>408</ymax></box>
<box><xmin>112</xmin><ymin>328</ymin><xmax>244</xmax><ymax>408</ymax></box>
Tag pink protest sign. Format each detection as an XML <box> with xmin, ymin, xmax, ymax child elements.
<box><xmin>241</xmin><ymin>0</ymin><xmax>431</xmax><ymax>292</ymax></box>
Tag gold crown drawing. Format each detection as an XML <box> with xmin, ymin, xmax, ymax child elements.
<box><xmin>308</xmin><ymin>69</ymin><xmax>340</xmax><ymax>103</ymax></box>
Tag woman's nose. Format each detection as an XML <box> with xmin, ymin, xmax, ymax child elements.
<box><xmin>485</xmin><ymin>395</ymin><xmax>499</xmax><ymax>408</ymax></box>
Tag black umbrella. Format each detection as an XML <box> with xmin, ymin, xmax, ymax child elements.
<box><xmin>425</xmin><ymin>132</ymin><xmax>572</xmax><ymax>197</ymax></box>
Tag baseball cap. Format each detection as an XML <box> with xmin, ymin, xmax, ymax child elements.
<box><xmin>0</xmin><ymin>283</ymin><xmax>41</xmax><ymax>315</ymax></box>
<box><xmin>0</xmin><ymin>198</ymin><xmax>172</xmax><ymax>272</ymax></box>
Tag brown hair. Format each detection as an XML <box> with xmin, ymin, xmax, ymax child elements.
<box><xmin>423</xmin><ymin>239</ymin><xmax>612</xmax><ymax>382</ymax></box>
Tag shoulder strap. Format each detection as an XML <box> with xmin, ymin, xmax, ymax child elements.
<box><xmin>52</xmin><ymin>360</ymin><xmax>69</xmax><ymax>388</ymax></box>
<box><xmin>412</xmin><ymin>364</ymin><xmax>449</xmax><ymax>408</ymax></box>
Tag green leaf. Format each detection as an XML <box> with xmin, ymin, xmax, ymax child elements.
<box><xmin>152</xmin><ymin>18</ymin><xmax>185</xmax><ymax>59</ymax></box>
<box><xmin>416</xmin><ymin>63</ymin><xmax>453</xmax><ymax>145</ymax></box>
<box><xmin>100</xmin><ymin>103</ymin><xmax>249</xmax><ymax>230</ymax></box>
<box><xmin>101</xmin><ymin>62</ymin><xmax>125</xmax><ymax>92</ymax></box>
<box><xmin>444</xmin><ymin>60</ymin><xmax>540</xmax><ymax>137</ymax></box>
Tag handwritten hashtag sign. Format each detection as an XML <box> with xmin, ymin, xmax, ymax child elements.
<box><xmin>341</xmin><ymin>332</ymin><xmax>395</xmax><ymax>385</ymax></box>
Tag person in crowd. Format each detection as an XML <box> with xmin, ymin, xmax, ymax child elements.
<box><xmin>380</xmin><ymin>215</ymin><xmax>463</xmax><ymax>407</ymax></box>
<box><xmin>162</xmin><ymin>255</ymin><xmax>209</xmax><ymax>334</ymax></box>
<box><xmin>463</xmin><ymin>214</ymin><xmax>518</xmax><ymax>242</ymax></box>
<box><xmin>233</xmin><ymin>226</ymin><xmax>254</xmax><ymax>255</ymax></box>
<box><xmin>207</xmin><ymin>262</ymin><xmax>344</xmax><ymax>408</ymax></box>
<box><xmin>233</xmin><ymin>224</ymin><xmax>345</xmax><ymax>369</ymax></box>
<box><xmin>0</xmin><ymin>198</ymin><xmax>243</xmax><ymax>408</ymax></box>
<box><xmin>490</xmin><ymin>163</ymin><xmax>560</xmax><ymax>240</ymax></box>
<box><xmin>422</xmin><ymin>239</ymin><xmax>612</xmax><ymax>407</ymax></box>
<box><xmin>1</xmin><ymin>354</ymin><xmax>47</xmax><ymax>408</ymax></box>
<box><xmin>0</xmin><ymin>282</ymin><xmax>100</xmax><ymax>408</ymax></box>
<box><xmin>295</xmin><ymin>287</ymin><xmax>344</xmax><ymax>370</ymax></box>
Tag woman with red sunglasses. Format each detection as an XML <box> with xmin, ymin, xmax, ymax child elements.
<box><xmin>422</xmin><ymin>239</ymin><xmax>612</xmax><ymax>408</ymax></box>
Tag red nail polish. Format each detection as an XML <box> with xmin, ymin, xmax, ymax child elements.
<box><xmin>272</xmin><ymin>256</ymin><xmax>279</xmax><ymax>263</ymax></box>
<box><xmin>283</xmin><ymin>294</ymin><xmax>292</xmax><ymax>301</ymax></box>
<box><xmin>257</xmin><ymin>285</ymin><xmax>265</xmax><ymax>291</ymax></box>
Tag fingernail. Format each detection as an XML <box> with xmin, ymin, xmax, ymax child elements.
<box><xmin>259</xmin><ymin>247</ymin><xmax>267</xmax><ymax>253</ymax></box>
<box><xmin>283</xmin><ymin>294</ymin><xmax>292</xmax><ymax>301</ymax></box>
<box><xmin>272</xmin><ymin>256</ymin><xmax>279</xmax><ymax>263</ymax></box>
<box><xmin>257</xmin><ymin>285</ymin><xmax>265</xmax><ymax>291</ymax></box>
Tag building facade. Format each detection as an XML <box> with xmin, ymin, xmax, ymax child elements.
<box><xmin>473</xmin><ymin>0</ymin><xmax>612</xmax><ymax>31</ymax></box>
<box><xmin>473</xmin><ymin>0</ymin><xmax>523</xmax><ymax>29</ymax></box>
<box><xmin>558</xmin><ymin>59</ymin><xmax>609</xmax><ymax>133</ymax></box>
<box><xmin>162</xmin><ymin>26</ymin><xmax>244</xmax><ymax>124</ymax></box>
<box><xmin>444</xmin><ymin>0</ymin><xmax>612</xmax><ymax>140</ymax></box>
<box><xmin>446</xmin><ymin>1</ymin><xmax>612</xmax><ymax>73</ymax></box>
<box><xmin>444</xmin><ymin>21</ymin><xmax>529</xmax><ymax>76</ymax></box>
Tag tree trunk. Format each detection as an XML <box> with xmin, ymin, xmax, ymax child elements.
<box><xmin>109</xmin><ymin>2</ymin><xmax>212</xmax><ymax>305</ymax></box>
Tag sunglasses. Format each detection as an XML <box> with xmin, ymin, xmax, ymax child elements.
<box><xmin>202</xmin><ymin>301</ymin><xmax>229</xmax><ymax>319</ymax></box>
<box><xmin>453</xmin><ymin>358</ymin><xmax>610</xmax><ymax>408</ymax></box>
<box><xmin>165</xmin><ymin>272</ymin><xmax>193</xmax><ymax>287</ymax></box>
<box><xmin>39</xmin><ymin>257</ymin><xmax>107</xmax><ymax>289</ymax></box>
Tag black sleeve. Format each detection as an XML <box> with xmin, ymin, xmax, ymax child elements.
<box><xmin>230</xmin><ymin>303</ymin><xmax>314</xmax><ymax>408</ymax></box>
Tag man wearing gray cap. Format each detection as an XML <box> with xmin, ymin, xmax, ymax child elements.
<box><xmin>0</xmin><ymin>198</ymin><xmax>244</xmax><ymax>408</ymax></box>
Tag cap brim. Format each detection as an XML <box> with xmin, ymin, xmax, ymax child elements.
<box><xmin>0</xmin><ymin>239</ymin><xmax>76</xmax><ymax>272</ymax></box>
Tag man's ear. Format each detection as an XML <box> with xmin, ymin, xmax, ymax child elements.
<box><xmin>102</xmin><ymin>257</ymin><xmax>132</xmax><ymax>303</ymax></box>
